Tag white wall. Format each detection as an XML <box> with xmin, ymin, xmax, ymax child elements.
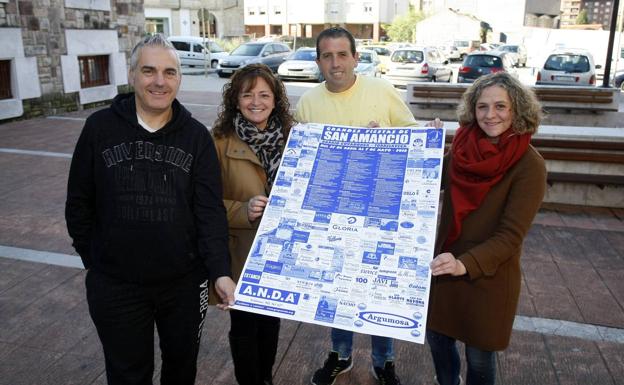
<box><xmin>61</xmin><ymin>30</ymin><xmax>128</xmax><ymax>106</ymax></box>
<box><xmin>345</xmin><ymin>0</ymin><xmax>378</xmax><ymax>23</ymax></box>
<box><xmin>179</xmin><ymin>9</ymin><xmax>191</xmax><ymax>36</ymax></box>
<box><xmin>0</xmin><ymin>28</ymin><xmax>41</xmax><ymax>120</ymax></box>
<box><xmin>285</xmin><ymin>0</ymin><xmax>326</xmax><ymax>24</ymax></box>
<box><xmin>244</xmin><ymin>0</ymin><xmax>409</xmax><ymax>27</ymax></box>
<box><xmin>513</xmin><ymin>27</ymin><xmax>624</xmax><ymax>70</ymax></box>
<box><xmin>64</xmin><ymin>0</ymin><xmax>110</xmax><ymax>11</ymax></box>
<box><xmin>416</xmin><ymin>10</ymin><xmax>481</xmax><ymax>45</ymax></box>
<box><xmin>145</xmin><ymin>8</ymin><xmax>173</xmax><ymax>35</ymax></box>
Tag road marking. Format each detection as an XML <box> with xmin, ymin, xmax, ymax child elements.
<box><xmin>0</xmin><ymin>244</ymin><xmax>623</xmax><ymax>344</ymax></box>
<box><xmin>183</xmin><ymin>103</ymin><xmax>219</xmax><ymax>107</ymax></box>
<box><xmin>47</xmin><ymin>116</ymin><xmax>86</xmax><ymax>121</ymax></box>
<box><xmin>0</xmin><ymin>245</ymin><xmax>84</xmax><ymax>269</ymax></box>
<box><xmin>0</xmin><ymin>148</ymin><xmax>72</xmax><ymax>158</ymax></box>
<box><xmin>514</xmin><ymin>315</ymin><xmax>624</xmax><ymax>344</ymax></box>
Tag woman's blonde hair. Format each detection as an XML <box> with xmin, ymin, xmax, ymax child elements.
<box><xmin>457</xmin><ymin>72</ymin><xmax>543</xmax><ymax>135</ymax></box>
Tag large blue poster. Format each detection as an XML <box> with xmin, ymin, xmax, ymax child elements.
<box><xmin>231</xmin><ymin>123</ymin><xmax>445</xmax><ymax>344</ymax></box>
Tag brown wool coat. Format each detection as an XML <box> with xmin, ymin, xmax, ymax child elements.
<box><xmin>427</xmin><ymin>145</ymin><xmax>546</xmax><ymax>351</ymax></box>
<box><xmin>209</xmin><ymin>134</ymin><xmax>267</xmax><ymax>303</ymax></box>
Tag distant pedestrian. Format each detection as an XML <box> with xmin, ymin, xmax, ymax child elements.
<box><xmin>427</xmin><ymin>72</ymin><xmax>546</xmax><ymax>385</ymax></box>
<box><xmin>65</xmin><ymin>33</ymin><xmax>236</xmax><ymax>385</ymax></box>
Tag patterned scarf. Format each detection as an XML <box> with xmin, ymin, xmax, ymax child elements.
<box><xmin>234</xmin><ymin>112</ymin><xmax>285</xmax><ymax>187</ymax></box>
<box><xmin>443</xmin><ymin>125</ymin><xmax>531</xmax><ymax>249</ymax></box>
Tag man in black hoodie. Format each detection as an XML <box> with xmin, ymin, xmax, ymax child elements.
<box><xmin>65</xmin><ymin>34</ymin><xmax>236</xmax><ymax>385</ymax></box>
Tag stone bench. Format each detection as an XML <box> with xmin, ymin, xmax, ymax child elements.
<box><xmin>425</xmin><ymin>122</ymin><xmax>624</xmax><ymax>207</ymax></box>
<box><xmin>407</xmin><ymin>83</ymin><xmax>619</xmax><ymax>112</ymax></box>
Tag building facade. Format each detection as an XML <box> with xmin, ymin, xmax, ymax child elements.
<box><xmin>413</xmin><ymin>0</ymin><xmax>562</xmax><ymax>29</ymax></box>
<box><xmin>243</xmin><ymin>0</ymin><xmax>410</xmax><ymax>41</ymax></box>
<box><xmin>144</xmin><ymin>0</ymin><xmax>244</xmax><ymax>38</ymax></box>
<box><xmin>524</xmin><ymin>0</ymin><xmax>561</xmax><ymax>28</ymax></box>
<box><xmin>0</xmin><ymin>0</ymin><xmax>143</xmax><ymax>120</ymax></box>
<box><xmin>560</xmin><ymin>0</ymin><xmax>615</xmax><ymax>29</ymax></box>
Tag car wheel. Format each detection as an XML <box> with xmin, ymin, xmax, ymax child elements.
<box><xmin>217</xmin><ymin>72</ymin><xmax>230</xmax><ymax>78</ymax></box>
<box><xmin>620</xmin><ymin>82</ymin><xmax>624</xmax><ymax>91</ymax></box>
<box><xmin>211</xmin><ymin>60</ymin><xmax>218</xmax><ymax>69</ymax></box>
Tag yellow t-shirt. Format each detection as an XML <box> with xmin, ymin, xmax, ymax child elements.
<box><xmin>295</xmin><ymin>75</ymin><xmax>418</xmax><ymax>127</ymax></box>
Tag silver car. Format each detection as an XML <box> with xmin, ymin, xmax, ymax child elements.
<box><xmin>383</xmin><ymin>46</ymin><xmax>453</xmax><ymax>88</ymax></box>
<box><xmin>217</xmin><ymin>42</ymin><xmax>291</xmax><ymax>78</ymax></box>
<box><xmin>355</xmin><ymin>49</ymin><xmax>381</xmax><ymax>77</ymax></box>
<box><xmin>493</xmin><ymin>44</ymin><xmax>527</xmax><ymax>67</ymax></box>
<box><xmin>277</xmin><ymin>48</ymin><xmax>322</xmax><ymax>82</ymax></box>
<box><xmin>536</xmin><ymin>49</ymin><xmax>600</xmax><ymax>86</ymax></box>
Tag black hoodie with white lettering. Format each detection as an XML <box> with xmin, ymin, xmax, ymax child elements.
<box><xmin>65</xmin><ymin>93</ymin><xmax>231</xmax><ymax>284</ymax></box>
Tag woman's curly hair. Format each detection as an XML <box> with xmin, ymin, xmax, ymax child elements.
<box><xmin>457</xmin><ymin>72</ymin><xmax>543</xmax><ymax>135</ymax></box>
<box><xmin>212</xmin><ymin>64</ymin><xmax>294</xmax><ymax>138</ymax></box>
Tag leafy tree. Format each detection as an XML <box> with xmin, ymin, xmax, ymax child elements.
<box><xmin>383</xmin><ymin>8</ymin><xmax>425</xmax><ymax>42</ymax></box>
<box><xmin>576</xmin><ymin>9</ymin><xmax>589</xmax><ymax>25</ymax></box>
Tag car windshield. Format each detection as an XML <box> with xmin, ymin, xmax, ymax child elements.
<box><xmin>291</xmin><ymin>50</ymin><xmax>316</xmax><ymax>61</ymax></box>
<box><xmin>358</xmin><ymin>52</ymin><xmax>372</xmax><ymax>63</ymax></box>
<box><xmin>392</xmin><ymin>50</ymin><xmax>423</xmax><ymax>63</ymax></box>
<box><xmin>465</xmin><ymin>55</ymin><xmax>502</xmax><ymax>68</ymax></box>
<box><xmin>230</xmin><ymin>44</ymin><xmax>263</xmax><ymax>56</ymax></box>
<box><xmin>544</xmin><ymin>54</ymin><xmax>590</xmax><ymax>73</ymax></box>
<box><xmin>209</xmin><ymin>42</ymin><xmax>224</xmax><ymax>53</ymax></box>
<box><xmin>501</xmin><ymin>45</ymin><xmax>518</xmax><ymax>53</ymax></box>
<box><xmin>370</xmin><ymin>47</ymin><xmax>389</xmax><ymax>55</ymax></box>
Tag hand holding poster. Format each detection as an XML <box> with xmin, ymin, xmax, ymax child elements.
<box><xmin>231</xmin><ymin>123</ymin><xmax>445</xmax><ymax>344</ymax></box>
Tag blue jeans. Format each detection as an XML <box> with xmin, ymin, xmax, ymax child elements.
<box><xmin>426</xmin><ymin>329</ymin><xmax>496</xmax><ymax>385</ymax></box>
<box><xmin>331</xmin><ymin>328</ymin><xmax>394</xmax><ymax>368</ymax></box>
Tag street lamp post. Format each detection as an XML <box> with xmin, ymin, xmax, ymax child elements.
<box><xmin>602</xmin><ymin>0</ymin><xmax>621</xmax><ymax>87</ymax></box>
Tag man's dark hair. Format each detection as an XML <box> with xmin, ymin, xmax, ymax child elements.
<box><xmin>315</xmin><ymin>27</ymin><xmax>356</xmax><ymax>58</ymax></box>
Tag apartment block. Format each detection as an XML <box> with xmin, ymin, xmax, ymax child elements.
<box><xmin>243</xmin><ymin>0</ymin><xmax>410</xmax><ymax>41</ymax></box>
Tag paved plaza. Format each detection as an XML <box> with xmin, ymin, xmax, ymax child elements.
<box><xmin>0</xmin><ymin>86</ymin><xmax>623</xmax><ymax>385</ymax></box>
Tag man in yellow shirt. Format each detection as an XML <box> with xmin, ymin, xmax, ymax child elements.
<box><xmin>296</xmin><ymin>27</ymin><xmax>438</xmax><ymax>385</ymax></box>
<box><xmin>296</xmin><ymin>28</ymin><xmax>417</xmax><ymax>129</ymax></box>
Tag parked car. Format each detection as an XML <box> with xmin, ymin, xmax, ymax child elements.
<box><xmin>440</xmin><ymin>45</ymin><xmax>461</xmax><ymax>61</ymax></box>
<box><xmin>612</xmin><ymin>69</ymin><xmax>624</xmax><ymax>90</ymax></box>
<box><xmin>362</xmin><ymin>45</ymin><xmax>392</xmax><ymax>73</ymax></box>
<box><xmin>493</xmin><ymin>44</ymin><xmax>527</xmax><ymax>67</ymax></box>
<box><xmin>355</xmin><ymin>49</ymin><xmax>381</xmax><ymax>77</ymax></box>
<box><xmin>277</xmin><ymin>47</ymin><xmax>322</xmax><ymax>82</ymax></box>
<box><xmin>217</xmin><ymin>42</ymin><xmax>291</xmax><ymax>77</ymax></box>
<box><xmin>536</xmin><ymin>49</ymin><xmax>600</xmax><ymax>86</ymax></box>
<box><xmin>168</xmin><ymin>36</ymin><xmax>229</xmax><ymax>68</ymax></box>
<box><xmin>457</xmin><ymin>51</ymin><xmax>517</xmax><ymax>83</ymax></box>
<box><xmin>453</xmin><ymin>39</ymin><xmax>480</xmax><ymax>59</ymax></box>
<box><xmin>383</xmin><ymin>46</ymin><xmax>453</xmax><ymax>88</ymax></box>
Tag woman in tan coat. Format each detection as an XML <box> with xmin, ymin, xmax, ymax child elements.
<box><xmin>427</xmin><ymin>72</ymin><xmax>547</xmax><ymax>385</ymax></box>
<box><xmin>211</xmin><ymin>64</ymin><xmax>294</xmax><ymax>385</ymax></box>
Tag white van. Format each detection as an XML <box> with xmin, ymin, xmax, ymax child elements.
<box><xmin>167</xmin><ymin>36</ymin><xmax>229</xmax><ymax>68</ymax></box>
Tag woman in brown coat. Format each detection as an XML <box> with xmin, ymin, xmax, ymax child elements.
<box><xmin>211</xmin><ymin>64</ymin><xmax>294</xmax><ymax>385</ymax></box>
<box><xmin>427</xmin><ymin>72</ymin><xmax>547</xmax><ymax>385</ymax></box>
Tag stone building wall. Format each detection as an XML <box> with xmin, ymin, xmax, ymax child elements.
<box><xmin>0</xmin><ymin>0</ymin><xmax>144</xmax><ymax>120</ymax></box>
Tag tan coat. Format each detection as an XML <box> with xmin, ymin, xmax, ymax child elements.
<box><xmin>210</xmin><ymin>134</ymin><xmax>267</xmax><ymax>302</ymax></box>
<box><xmin>427</xmin><ymin>145</ymin><xmax>546</xmax><ymax>351</ymax></box>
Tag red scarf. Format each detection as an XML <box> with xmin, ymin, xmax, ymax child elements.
<box><xmin>443</xmin><ymin>125</ymin><xmax>531</xmax><ymax>249</ymax></box>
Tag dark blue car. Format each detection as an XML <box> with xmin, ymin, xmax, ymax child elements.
<box><xmin>457</xmin><ymin>52</ymin><xmax>516</xmax><ymax>83</ymax></box>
